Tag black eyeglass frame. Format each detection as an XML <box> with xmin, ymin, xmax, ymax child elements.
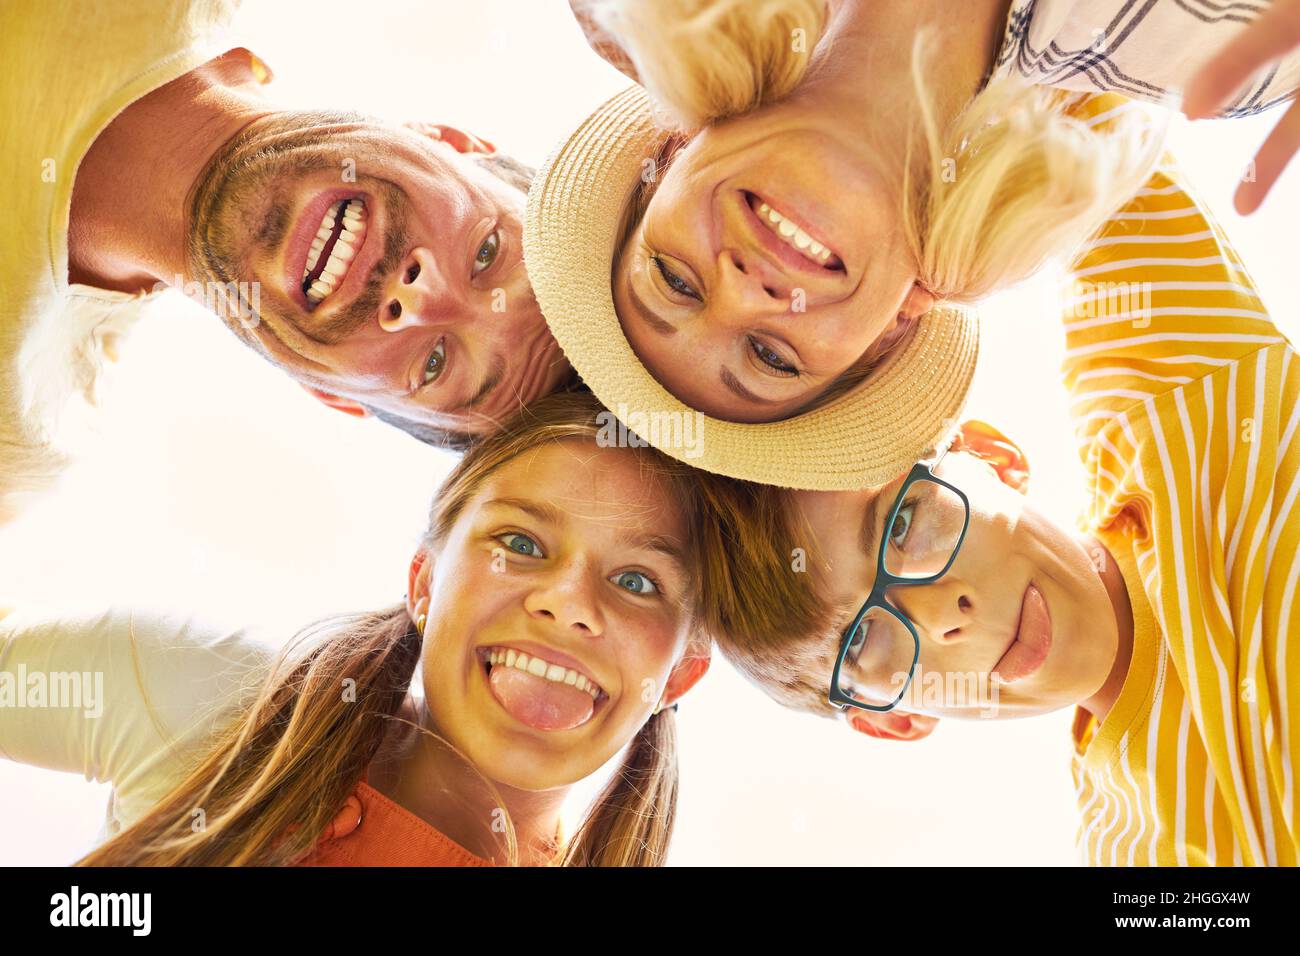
<box><xmin>827</xmin><ymin>457</ymin><xmax>972</xmax><ymax>714</ymax></box>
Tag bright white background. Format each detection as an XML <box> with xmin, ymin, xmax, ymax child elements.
<box><xmin>2</xmin><ymin>0</ymin><xmax>1298</xmax><ymax>866</ymax></box>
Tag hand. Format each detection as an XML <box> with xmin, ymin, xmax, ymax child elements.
<box><xmin>1183</xmin><ymin>0</ymin><xmax>1300</xmax><ymax>215</ymax></box>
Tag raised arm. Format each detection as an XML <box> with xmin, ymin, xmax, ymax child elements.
<box><xmin>0</xmin><ymin>604</ymin><xmax>270</xmax><ymax>800</ymax></box>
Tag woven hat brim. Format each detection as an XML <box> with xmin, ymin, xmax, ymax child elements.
<box><xmin>525</xmin><ymin>86</ymin><xmax>980</xmax><ymax>490</ymax></box>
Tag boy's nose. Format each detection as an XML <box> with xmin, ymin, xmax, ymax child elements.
<box><xmin>889</xmin><ymin>580</ymin><xmax>972</xmax><ymax>642</ymax></box>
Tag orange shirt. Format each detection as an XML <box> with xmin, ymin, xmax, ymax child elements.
<box><xmin>296</xmin><ymin>779</ymin><xmax>494</xmax><ymax>867</ymax></box>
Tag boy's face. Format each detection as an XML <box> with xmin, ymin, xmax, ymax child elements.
<box><xmin>790</xmin><ymin>431</ymin><xmax>1122</xmax><ymax>722</ymax></box>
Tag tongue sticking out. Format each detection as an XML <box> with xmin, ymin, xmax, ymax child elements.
<box><xmin>488</xmin><ymin>665</ymin><xmax>596</xmax><ymax>731</ymax></box>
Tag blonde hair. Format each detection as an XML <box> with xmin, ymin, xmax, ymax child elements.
<box><xmin>77</xmin><ymin>391</ymin><xmax>817</xmax><ymax>867</ymax></box>
<box><xmin>602</xmin><ymin>0</ymin><xmax>1164</xmax><ymax>382</ymax></box>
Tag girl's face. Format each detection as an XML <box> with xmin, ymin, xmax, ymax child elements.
<box><xmin>412</xmin><ymin>439</ymin><xmax>701</xmax><ymax>791</ymax></box>
<box><xmin>612</xmin><ymin>94</ymin><xmax>931</xmax><ymax>423</ymax></box>
<box><xmin>792</xmin><ymin>450</ymin><xmax>1121</xmax><ymax>719</ymax></box>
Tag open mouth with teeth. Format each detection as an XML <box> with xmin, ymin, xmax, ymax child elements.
<box><xmin>302</xmin><ymin>198</ymin><xmax>368</xmax><ymax>303</ymax></box>
<box><xmin>744</xmin><ymin>191</ymin><xmax>843</xmax><ymax>270</ymax></box>
<box><xmin>478</xmin><ymin>645</ymin><xmax>609</xmax><ymax>731</ymax></box>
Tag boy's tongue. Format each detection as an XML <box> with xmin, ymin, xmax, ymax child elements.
<box><xmin>488</xmin><ymin>665</ymin><xmax>595</xmax><ymax>731</ymax></box>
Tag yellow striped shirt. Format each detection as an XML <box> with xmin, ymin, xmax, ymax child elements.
<box><xmin>1061</xmin><ymin>159</ymin><xmax>1300</xmax><ymax>866</ymax></box>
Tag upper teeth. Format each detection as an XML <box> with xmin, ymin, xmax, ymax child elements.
<box><xmin>755</xmin><ymin>200</ymin><xmax>833</xmax><ymax>265</ymax></box>
<box><xmin>486</xmin><ymin>647</ymin><xmax>603</xmax><ymax>699</ymax></box>
<box><xmin>303</xmin><ymin>199</ymin><xmax>367</xmax><ymax>303</ymax></box>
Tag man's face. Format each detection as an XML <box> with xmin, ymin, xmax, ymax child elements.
<box><xmin>188</xmin><ymin>115</ymin><xmax>570</xmax><ymax>435</ymax></box>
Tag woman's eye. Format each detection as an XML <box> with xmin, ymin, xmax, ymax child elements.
<box><xmin>652</xmin><ymin>256</ymin><xmax>701</xmax><ymax>301</ymax></box>
<box><xmin>889</xmin><ymin>502</ymin><xmax>915</xmax><ymax>548</ymax></box>
<box><xmin>473</xmin><ymin>231</ymin><xmax>500</xmax><ymax>274</ymax></box>
<box><xmin>499</xmin><ymin>532</ymin><xmax>543</xmax><ymax>557</ymax></box>
<box><xmin>748</xmin><ymin>337</ymin><xmax>798</xmax><ymax>377</ymax></box>
<box><xmin>422</xmin><ymin>338</ymin><xmax>447</xmax><ymax>384</ymax></box>
<box><xmin>612</xmin><ymin>570</ymin><xmax>658</xmax><ymax>595</ymax></box>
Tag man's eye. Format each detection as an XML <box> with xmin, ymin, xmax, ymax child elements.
<box><xmin>499</xmin><ymin>532</ymin><xmax>543</xmax><ymax>557</ymax></box>
<box><xmin>473</xmin><ymin>231</ymin><xmax>500</xmax><ymax>274</ymax></box>
<box><xmin>423</xmin><ymin>338</ymin><xmax>447</xmax><ymax>384</ymax></box>
<box><xmin>748</xmin><ymin>336</ymin><xmax>798</xmax><ymax>377</ymax></box>
<box><xmin>612</xmin><ymin>570</ymin><xmax>658</xmax><ymax>595</ymax></box>
<box><xmin>652</xmin><ymin>256</ymin><xmax>701</xmax><ymax>300</ymax></box>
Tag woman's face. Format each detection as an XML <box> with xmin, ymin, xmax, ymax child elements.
<box><xmin>792</xmin><ymin>450</ymin><xmax>1120</xmax><ymax>719</ymax></box>
<box><xmin>613</xmin><ymin>97</ymin><xmax>930</xmax><ymax>423</ymax></box>
<box><xmin>414</xmin><ymin>439</ymin><xmax>700</xmax><ymax>791</ymax></box>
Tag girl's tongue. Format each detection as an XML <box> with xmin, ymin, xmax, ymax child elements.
<box><xmin>488</xmin><ymin>665</ymin><xmax>595</xmax><ymax>731</ymax></box>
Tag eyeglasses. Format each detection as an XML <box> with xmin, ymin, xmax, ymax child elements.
<box><xmin>828</xmin><ymin>455</ymin><xmax>971</xmax><ymax>714</ymax></box>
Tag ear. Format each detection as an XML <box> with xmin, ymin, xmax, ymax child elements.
<box><xmin>861</xmin><ymin>282</ymin><xmax>935</xmax><ymax>363</ymax></box>
<box><xmin>402</xmin><ymin>121</ymin><xmax>496</xmax><ymax>155</ymax></box>
<box><xmin>900</xmin><ymin>280</ymin><xmax>936</xmax><ymax>319</ymax></box>
<box><xmin>660</xmin><ymin>638</ymin><xmax>712</xmax><ymax>708</ymax></box>
<box><xmin>844</xmin><ymin>708</ymin><xmax>938</xmax><ymax>742</ymax></box>
<box><xmin>955</xmin><ymin>419</ymin><xmax>1030</xmax><ymax>494</ymax></box>
<box><xmin>299</xmin><ymin>384</ymin><xmax>371</xmax><ymax>419</ymax></box>
<box><xmin>406</xmin><ymin>547</ymin><xmax>435</xmax><ymax>626</ymax></box>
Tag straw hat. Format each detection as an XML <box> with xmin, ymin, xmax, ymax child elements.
<box><xmin>524</xmin><ymin>85</ymin><xmax>980</xmax><ymax>491</ymax></box>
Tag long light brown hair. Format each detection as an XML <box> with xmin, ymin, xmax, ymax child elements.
<box><xmin>77</xmin><ymin>391</ymin><xmax>820</xmax><ymax>866</ymax></box>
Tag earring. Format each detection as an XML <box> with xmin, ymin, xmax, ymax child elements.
<box><xmin>416</xmin><ymin>613</ymin><xmax>427</xmax><ymax>633</ymax></box>
<box><xmin>652</xmin><ymin>700</ymin><xmax>679</xmax><ymax>716</ymax></box>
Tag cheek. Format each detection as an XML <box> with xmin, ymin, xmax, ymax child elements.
<box><xmin>610</xmin><ymin>605</ymin><xmax>690</xmax><ymax>703</ymax></box>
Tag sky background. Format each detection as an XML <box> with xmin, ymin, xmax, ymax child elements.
<box><xmin>3</xmin><ymin>0</ymin><xmax>1299</xmax><ymax>866</ymax></box>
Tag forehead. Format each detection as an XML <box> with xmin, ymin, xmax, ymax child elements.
<box><xmin>476</xmin><ymin>439</ymin><xmax>685</xmax><ymax>535</ymax></box>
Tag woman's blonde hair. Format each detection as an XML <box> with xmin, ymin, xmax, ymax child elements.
<box><xmin>77</xmin><ymin>391</ymin><xmax>821</xmax><ymax>867</ymax></box>
<box><xmin>601</xmin><ymin>0</ymin><xmax>1165</xmax><ymax>400</ymax></box>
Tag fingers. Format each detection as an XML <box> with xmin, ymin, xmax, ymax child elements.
<box><xmin>1183</xmin><ymin>0</ymin><xmax>1300</xmax><ymax>119</ymax></box>
<box><xmin>1235</xmin><ymin>97</ymin><xmax>1300</xmax><ymax>214</ymax></box>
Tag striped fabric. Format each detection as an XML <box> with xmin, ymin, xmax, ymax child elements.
<box><xmin>1060</xmin><ymin>152</ymin><xmax>1300</xmax><ymax>866</ymax></box>
<box><xmin>996</xmin><ymin>0</ymin><xmax>1300</xmax><ymax>117</ymax></box>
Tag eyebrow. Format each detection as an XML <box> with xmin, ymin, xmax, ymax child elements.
<box><xmin>626</xmin><ymin>278</ymin><xmax>679</xmax><ymax>337</ymax></box>
<box><xmin>485</xmin><ymin>497</ymin><xmax>689</xmax><ymax>571</ymax></box>
<box><xmin>720</xmin><ymin>367</ymin><xmax>784</xmax><ymax>406</ymax></box>
<box><xmin>447</xmin><ymin>354</ymin><xmax>505</xmax><ymax>413</ymax></box>
<box><xmin>861</xmin><ymin>489</ymin><xmax>886</xmax><ymax>567</ymax></box>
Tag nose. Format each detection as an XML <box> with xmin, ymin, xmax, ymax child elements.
<box><xmin>522</xmin><ymin>559</ymin><xmax>606</xmax><ymax>638</ymax></box>
<box><xmin>710</xmin><ymin>249</ymin><xmax>798</xmax><ymax>325</ymax></box>
<box><xmin>888</xmin><ymin>579</ymin><xmax>973</xmax><ymax>643</ymax></box>
<box><xmin>378</xmin><ymin>246</ymin><xmax>462</xmax><ymax>332</ymax></box>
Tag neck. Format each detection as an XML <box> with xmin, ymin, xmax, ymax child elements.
<box><xmin>67</xmin><ymin>50</ymin><xmax>273</xmax><ymax>294</ymax></box>
<box><xmin>1078</xmin><ymin>535</ymin><xmax>1135</xmax><ymax>724</ymax></box>
<box><xmin>369</xmin><ymin>697</ymin><xmax>570</xmax><ymax>866</ymax></box>
<box><xmin>810</xmin><ymin>0</ymin><xmax>1013</xmax><ymax>140</ymax></box>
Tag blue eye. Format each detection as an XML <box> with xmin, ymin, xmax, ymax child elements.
<box><xmin>499</xmin><ymin>533</ymin><xmax>543</xmax><ymax>557</ymax></box>
<box><xmin>652</xmin><ymin>256</ymin><xmax>701</xmax><ymax>301</ymax></box>
<box><xmin>613</xmin><ymin>571</ymin><xmax>658</xmax><ymax>595</ymax></box>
